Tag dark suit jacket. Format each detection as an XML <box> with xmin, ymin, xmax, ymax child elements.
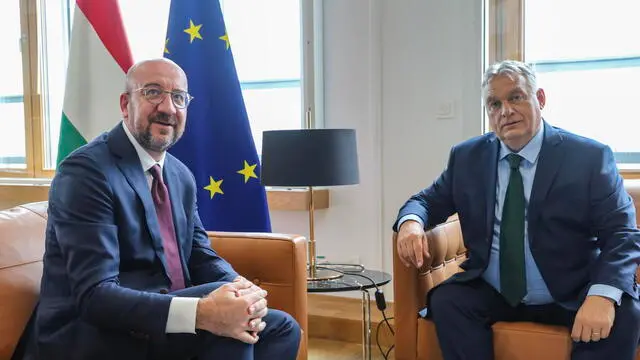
<box><xmin>394</xmin><ymin>122</ymin><xmax>640</xmax><ymax>310</ymax></box>
<box><xmin>33</xmin><ymin>123</ymin><xmax>239</xmax><ymax>359</ymax></box>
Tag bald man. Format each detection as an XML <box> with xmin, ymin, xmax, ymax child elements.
<box><xmin>29</xmin><ymin>59</ymin><xmax>300</xmax><ymax>360</ymax></box>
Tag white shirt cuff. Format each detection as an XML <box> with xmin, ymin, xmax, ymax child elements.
<box><xmin>399</xmin><ymin>214</ymin><xmax>424</xmax><ymax>229</ymax></box>
<box><xmin>165</xmin><ymin>297</ymin><xmax>200</xmax><ymax>333</ymax></box>
<box><xmin>587</xmin><ymin>284</ymin><xmax>624</xmax><ymax>306</ymax></box>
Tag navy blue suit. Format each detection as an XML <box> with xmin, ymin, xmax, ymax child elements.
<box><xmin>29</xmin><ymin>123</ymin><xmax>299</xmax><ymax>360</ymax></box>
<box><xmin>395</xmin><ymin>122</ymin><xmax>640</xmax><ymax>359</ymax></box>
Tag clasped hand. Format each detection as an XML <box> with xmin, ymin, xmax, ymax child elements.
<box><xmin>196</xmin><ymin>276</ymin><xmax>269</xmax><ymax>344</ymax></box>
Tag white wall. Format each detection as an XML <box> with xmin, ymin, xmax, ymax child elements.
<box><xmin>270</xmin><ymin>0</ymin><xmax>484</xmax><ymax>300</ymax></box>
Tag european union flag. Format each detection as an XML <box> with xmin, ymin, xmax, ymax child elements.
<box><xmin>164</xmin><ymin>0</ymin><xmax>271</xmax><ymax>232</ymax></box>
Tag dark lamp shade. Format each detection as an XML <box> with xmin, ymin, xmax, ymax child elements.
<box><xmin>260</xmin><ymin>129</ymin><xmax>360</xmax><ymax>187</ymax></box>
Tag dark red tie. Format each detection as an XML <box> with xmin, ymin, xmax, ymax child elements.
<box><xmin>149</xmin><ymin>164</ymin><xmax>185</xmax><ymax>291</ymax></box>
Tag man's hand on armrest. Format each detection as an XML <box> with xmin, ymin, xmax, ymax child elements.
<box><xmin>397</xmin><ymin>219</ymin><xmax>429</xmax><ymax>268</ymax></box>
<box><xmin>195</xmin><ymin>282</ymin><xmax>268</xmax><ymax>344</ymax></box>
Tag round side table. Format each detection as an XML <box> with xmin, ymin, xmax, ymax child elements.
<box><xmin>307</xmin><ymin>266</ymin><xmax>392</xmax><ymax>360</ymax></box>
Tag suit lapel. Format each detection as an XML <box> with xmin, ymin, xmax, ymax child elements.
<box><xmin>528</xmin><ymin>122</ymin><xmax>565</xmax><ymax>242</ymax></box>
<box><xmin>107</xmin><ymin>124</ymin><xmax>170</xmax><ymax>276</ymax></box>
<box><xmin>163</xmin><ymin>157</ymin><xmax>191</xmax><ymax>285</ymax></box>
<box><xmin>481</xmin><ymin>135</ymin><xmax>500</xmax><ymax>242</ymax></box>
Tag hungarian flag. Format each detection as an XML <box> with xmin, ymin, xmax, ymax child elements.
<box><xmin>56</xmin><ymin>0</ymin><xmax>133</xmax><ymax>165</ymax></box>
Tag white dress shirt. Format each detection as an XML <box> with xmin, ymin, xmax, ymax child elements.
<box><xmin>122</xmin><ymin>122</ymin><xmax>200</xmax><ymax>334</ymax></box>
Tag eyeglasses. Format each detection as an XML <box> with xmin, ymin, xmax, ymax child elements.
<box><xmin>132</xmin><ymin>85</ymin><xmax>193</xmax><ymax>109</ymax></box>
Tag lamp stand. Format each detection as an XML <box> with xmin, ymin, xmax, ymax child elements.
<box><xmin>307</xmin><ymin>185</ymin><xmax>343</xmax><ymax>281</ymax></box>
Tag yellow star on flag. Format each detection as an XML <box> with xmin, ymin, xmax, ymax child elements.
<box><xmin>164</xmin><ymin>38</ymin><xmax>170</xmax><ymax>54</ymax></box>
<box><xmin>184</xmin><ymin>19</ymin><xmax>203</xmax><ymax>43</ymax></box>
<box><xmin>237</xmin><ymin>160</ymin><xmax>258</xmax><ymax>183</ymax></box>
<box><xmin>219</xmin><ymin>32</ymin><xmax>230</xmax><ymax>50</ymax></box>
<box><xmin>204</xmin><ymin>176</ymin><xmax>223</xmax><ymax>199</ymax></box>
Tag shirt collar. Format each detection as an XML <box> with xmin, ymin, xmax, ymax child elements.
<box><xmin>121</xmin><ymin>121</ymin><xmax>166</xmax><ymax>172</ymax></box>
<box><xmin>499</xmin><ymin>120</ymin><xmax>544</xmax><ymax>165</ymax></box>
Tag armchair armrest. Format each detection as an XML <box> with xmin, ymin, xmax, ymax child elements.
<box><xmin>392</xmin><ymin>215</ymin><xmax>466</xmax><ymax>360</ymax></box>
<box><xmin>208</xmin><ymin>231</ymin><xmax>308</xmax><ymax>359</ymax></box>
<box><xmin>393</xmin><ymin>232</ymin><xmax>422</xmax><ymax>360</ymax></box>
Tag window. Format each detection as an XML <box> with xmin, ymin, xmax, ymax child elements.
<box><xmin>219</xmin><ymin>0</ymin><xmax>307</xmax><ymax>153</ymax></box>
<box><xmin>486</xmin><ymin>0</ymin><xmax>640</xmax><ymax>164</ymax></box>
<box><xmin>41</xmin><ymin>0</ymin><xmax>72</xmax><ymax>170</ymax></box>
<box><xmin>0</xmin><ymin>0</ymin><xmax>32</xmax><ymax>174</ymax></box>
<box><xmin>1</xmin><ymin>0</ymin><xmax>320</xmax><ymax>179</ymax></box>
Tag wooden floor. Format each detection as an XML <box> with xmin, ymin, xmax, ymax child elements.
<box><xmin>308</xmin><ymin>338</ymin><xmax>395</xmax><ymax>360</ymax></box>
<box><xmin>308</xmin><ymin>294</ymin><xmax>395</xmax><ymax>344</ymax></box>
<box><xmin>307</xmin><ymin>294</ymin><xmax>396</xmax><ymax>359</ymax></box>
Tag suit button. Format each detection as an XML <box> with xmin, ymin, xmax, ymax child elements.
<box><xmin>159</xmin><ymin>289</ymin><xmax>169</xmax><ymax>294</ymax></box>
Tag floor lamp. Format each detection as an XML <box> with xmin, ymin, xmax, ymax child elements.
<box><xmin>261</xmin><ymin>129</ymin><xmax>360</xmax><ymax>281</ymax></box>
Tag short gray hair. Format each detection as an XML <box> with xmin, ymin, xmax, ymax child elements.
<box><xmin>481</xmin><ymin>60</ymin><xmax>538</xmax><ymax>100</ymax></box>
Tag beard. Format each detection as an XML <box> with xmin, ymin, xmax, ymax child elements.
<box><xmin>134</xmin><ymin>112</ymin><xmax>182</xmax><ymax>153</ymax></box>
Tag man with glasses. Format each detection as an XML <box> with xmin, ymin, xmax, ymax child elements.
<box><xmin>30</xmin><ymin>58</ymin><xmax>301</xmax><ymax>360</ymax></box>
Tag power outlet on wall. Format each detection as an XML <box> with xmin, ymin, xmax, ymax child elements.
<box><xmin>435</xmin><ymin>100</ymin><xmax>456</xmax><ymax>120</ymax></box>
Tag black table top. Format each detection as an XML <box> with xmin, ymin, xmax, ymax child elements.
<box><xmin>306</xmin><ymin>266</ymin><xmax>392</xmax><ymax>293</ymax></box>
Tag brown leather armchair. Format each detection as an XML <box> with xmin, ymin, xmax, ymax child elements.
<box><xmin>0</xmin><ymin>201</ymin><xmax>308</xmax><ymax>359</ymax></box>
<box><xmin>392</xmin><ymin>180</ymin><xmax>640</xmax><ymax>360</ymax></box>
